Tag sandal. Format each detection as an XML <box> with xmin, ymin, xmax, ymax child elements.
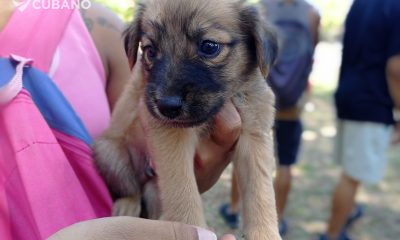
<box><xmin>344</xmin><ymin>204</ymin><xmax>364</xmax><ymax>229</ymax></box>
<box><xmin>219</xmin><ymin>203</ymin><xmax>239</xmax><ymax>229</ymax></box>
<box><xmin>317</xmin><ymin>231</ymin><xmax>351</xmax><ymax>240</ymax></box>
<box><xmin>279</xmin><ymin>219</ymin><xmax>288</xmax><ymax>236</ymax></box>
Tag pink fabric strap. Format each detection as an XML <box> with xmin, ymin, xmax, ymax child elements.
<box><xmin>0</xmin><ymin>2</ymin><xmax>75</xmax><ymax>73</ymax></box>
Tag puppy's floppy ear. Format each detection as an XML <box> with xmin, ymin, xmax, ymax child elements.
<box><xmin>240</xmin><ymin>5</ymin><xmax>278</xmax><ymax>77</ymax></box>
<box><xmin>124</xmin><ymin>3</ymin><xmax>145</xmax><ymax>69</ymax></box>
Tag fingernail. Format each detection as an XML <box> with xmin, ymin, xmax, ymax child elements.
<box><xmin>196</xmin><ymin>227</ymin><xmax>217</xmax><ymax>240</ymax></box>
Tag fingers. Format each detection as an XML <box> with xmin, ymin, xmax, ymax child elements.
<box><xmin>131</xmin><ymin>51</ymin><xmax>143</xmax><ymax>80</ymax></box>
<box><xmin>212</xmin><ymin>101</ymin><xmax>241</xmax><ymax>148</ymax></box>
<box><xmin>391</xmin><ymin>123</ymin><xmax>400</xmax><ymax>145</ymax></box>
<box><xmin>48</xmin><ymin>217</ymin><xmax>219</xmax><ymax>240</ymax></box>
<box><xmin>219</xmin><ymin>234</ymin><xmax>237</xmax><ymax>240</ymax></box>
<box><xmin>392</xmin><ymin>132</ymin><xmax>400</xmax><ymax>145</ymax></box>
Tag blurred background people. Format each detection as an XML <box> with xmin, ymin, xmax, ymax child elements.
<box><xmin>219</xmin><ymin>0</ymin><xmax>320</xmax><ymax>236</ymax></box>
<box><xmin>319</xmin><ymin>0</ymin><xmax>400</xmax><ymax>239</ymax></box>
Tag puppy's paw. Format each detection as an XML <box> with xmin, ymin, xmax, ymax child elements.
<box><xmin>112</xmin><ymin>197</ymin><xmax>142</xmax><ymax>217</ymax></box>
<box><xmin>92</xmin><ymin>136</ymin><xmax>127</xmax><ymax>167</ymax></box>
<box><xmin>93</xmin><ymin>136</ymin><xmax>141</xmax><ymax>194</ymax></box>
<box><xmin>243</xmin><ymin>230</ymin><xmax>282</xmax><ymax>240</ymax></box>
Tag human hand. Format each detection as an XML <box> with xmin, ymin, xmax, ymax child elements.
<box><xmin>194</xmin><ymin>101</ymin><xmax>241</xmax><ymax>193</ymax></box>
<box><xmin>391</xmin><ymin>122</ymin><xmax>400</xmax><ymax>145</ymax></box>
<box><xmin>48</xmin><ymin>217</ymin><xmax>237</xmax><ymax>240</ymax></box>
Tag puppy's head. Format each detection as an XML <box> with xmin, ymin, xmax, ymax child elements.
<box><xmin>125</xmin><ymin>0</ymin><xmax>277</xmax><ymax>127</ymax></box>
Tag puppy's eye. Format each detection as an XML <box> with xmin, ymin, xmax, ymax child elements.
<box><xmin>143</xmin><ymin>45</ymin><xmax>157</xmax><ymax>64</ymax></box>
<box><xmin>198</xmin><ymin>40</ymin><xmax>221</xmax><ymax>58</ymax></box>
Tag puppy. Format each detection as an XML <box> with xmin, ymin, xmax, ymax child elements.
<box><xmin>93</xmin><ymin>0</ymin><xmax>280</xmax><ymax>239</ymax></box>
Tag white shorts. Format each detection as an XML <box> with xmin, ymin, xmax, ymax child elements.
<box><xmin>335</xmin><ymin>120</ymin><xmax>393</xmax><ymax>185</ymax></box>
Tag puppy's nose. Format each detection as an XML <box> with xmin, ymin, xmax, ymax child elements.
<box><xmin>157</xmin><ymin>96</ymin><xmax>182</xmax><ymax>119</ymax></box>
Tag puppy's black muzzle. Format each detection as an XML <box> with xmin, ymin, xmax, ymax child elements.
<box><xmin>156</xmin><ymin>96</ymin><xmax>183</xmax><ymax>119</ymax></box>
<box><xmin>145</xmin><ymin>57</ymin><xmax>226</xmax><ymax>126</ymax></box>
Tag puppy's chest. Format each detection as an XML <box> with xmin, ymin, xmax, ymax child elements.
<box><xmin>232</xmin><ymin>92</ymin><xmax>247</xmax><ymax>108</ymax></box>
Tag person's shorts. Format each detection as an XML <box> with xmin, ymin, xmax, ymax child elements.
<box><xmin>335</xmin><ymin>120</ymin><xmax>393</xmax><ymax>185</ymax></box>
<box><xmin>274</xmin><ymin>120</ymin><xmax>303</xmax><ymax>166</ymax></box>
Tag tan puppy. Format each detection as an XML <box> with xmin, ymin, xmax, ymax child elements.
<box><xmin>93</xmin><ymin>0</ymin><xmax>280</xmax><ymax>239</ymax></box>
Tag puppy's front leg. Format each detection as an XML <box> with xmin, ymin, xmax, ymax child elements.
<box><xmin>232</xmin><ymin>84</ymin><xmax>280</xmax><ymax>240</ymax></box>
<box><xmin>146</xmin><ymin>122</ymin><xmax>207</xmax><ymax>227</ymax></box>
<box><xmin>233</xmin><ymin>133</ymin><xmax>280</xmax><ymax>240</ymax></box>
<box><xmin>93</xmin><ymin>71</ymin><xmax>146</xmax><ymax>215</ymax></box>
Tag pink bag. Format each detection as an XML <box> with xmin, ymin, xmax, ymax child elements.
<box><xmin>0</xmin><ymin>5</ymin><xmax>112</xmax><ymax>240</ymax></box>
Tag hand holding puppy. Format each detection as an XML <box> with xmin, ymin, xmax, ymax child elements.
<box><xmin>48</xmin><ymin>217</ymin><xmax>237</xmax><ymax>240</ymax></box>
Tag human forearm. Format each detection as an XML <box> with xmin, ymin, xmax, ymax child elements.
<box><xmin>387</xmin><ymin>55</ymin><xmax>400</xmax><ymax>109</ymax></box>
<box><xmin>81</xmin><ymin>3</ymin><xmax>131</xmax><ymax>111</ymax></box>
<box><xmin>48</xmin><ymin>217</ymin><xmax>234</xmax><ymax>240</ymax></box>
<box><xmin>309</xmin><ymin>8</ymin><xmax>321</xmax><ymax>47</ymax></box>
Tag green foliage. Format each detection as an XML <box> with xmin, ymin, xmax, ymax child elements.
<box><xmin>95</xmin><ymin>0</ymin><xmax>352</xmax><ymax>41</ymax></box>
<box><xmin>95</xmin><ymin>0</ymin><xmax>134</xmax><ymax>22</ymax></box>
<box><xmin>96</xmin><ymin>0</ymin><xmax>260</xmax><ymax>22</ymax></box>
<box><xmin>310</xmin><ymin>0</ymin><xmax>353</xmax><ymax>41</ymax></box>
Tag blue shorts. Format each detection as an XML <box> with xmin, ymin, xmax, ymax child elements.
<box><xmin>274</xmin><ymin>120</ymin><xmax>303</xmax><ymax>166</ymax></box>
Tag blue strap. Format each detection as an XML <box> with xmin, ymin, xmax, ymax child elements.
<box><xmin>22</xmin><ymin>66</ymin><xmax>93</xmax><ymax>145</ymax></box>
<box><xmin>0</xmin><ymin>58</ymin><xmax>16</xmax><ymax>88</ymax></box>
<box><xmin>0</xmin><ymin>57</ymin><xmax>92</xmax><ymax>145</ymax></box>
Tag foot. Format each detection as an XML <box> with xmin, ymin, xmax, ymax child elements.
<box><xmin>318</xmin><ymin>231</ymin><xmax>351</xmax><ymax>240</ymax></box>
<box><xmin>279</xmin><ymin>219</ymin><xmax>288</xmax><ymax>236</ymax></box>
<box><xmin>344</xmin><ymin>204</ymin><xmax>364</xmax><ymax>229</ymax></box>
<box><xmin>219</xmin><ymin>203</ymin><xmax>239</xmax><ymax>229</ymax></box>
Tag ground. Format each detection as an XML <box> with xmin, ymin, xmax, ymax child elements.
<box><xmin>202</xmin><ymin>42</ymin><xmax>400</xmax><ymax>240</ymax></box>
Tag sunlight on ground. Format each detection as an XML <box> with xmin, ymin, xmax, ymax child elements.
<box><xmin>320</xmin><ymin>126</ymin><xmax>337</xmax><ymax>138</ymax></box>
<box><xmin>302</xmin><ymin>130</ymin><xmax>318</xmax><ymax>142</ymax></box>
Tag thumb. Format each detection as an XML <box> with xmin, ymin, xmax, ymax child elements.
<box><xmin>212</xmin><ymin>101</ymin><xmax>241</xmax><ymax>147</ymax></box>
<box><xmin>48</xmin><ymin>217</ymin><xmax>217</xmax><ymax>240</ymax></box>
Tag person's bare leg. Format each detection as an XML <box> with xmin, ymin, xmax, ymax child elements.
<box><xmin>274</xmin><ymin>166</ymin><xmax>292</xmax><ymax>219</ymax></box>
<box><xmin>326</xmin><ymin>173</ymin><xmax>360</xmax><ymax>238</ymax></box>
<box><xmin>220</xmin><ymin>166</ymin><xmax>240</xmax><ymax>229</ymax></box>
<box><xmin>229</xmin><ymin>167</ymin><xmax>240</xmax><ymax>213</ymax></box>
